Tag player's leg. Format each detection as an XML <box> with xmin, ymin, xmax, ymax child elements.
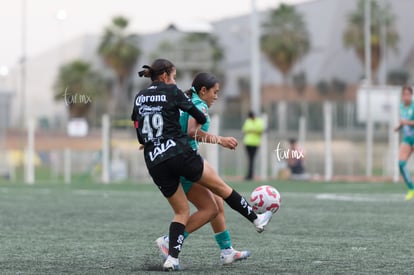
<box><xmin>163</xmin><ymin>185</ymin><xmax>188</xmax><ymax>270</ymax></box>
<box><xmin>149</xmin><ymin>158</ymin><xmax>191</xmax><ymax>271</ymax></box>
<box><xmin>210</xmin><ymin>195</ymin><xmax>251</xmax><ymax>264</ymax></box>
<box><xmin>186</xmin><ymin>184</ymin><xmax>219</xmax><ymax>233</ymax></box>
<box><xmin>398</xmin><ymin>141</ymin><xmax>414</xmax><ymax>200</ymax></box>
<box><xmin>245</xmin><ymin>146</ymin><xmax>255</xmax><ymax>180</ymax></box>
<box><xmin>156</xmin><ymin>183</ymin><xmax>219</xmax><ymax>260</ymax></box>
<box><xmin>197</xmin><ymin>160</ymin><xmax>272</xmax><ymax>233</ymax></box>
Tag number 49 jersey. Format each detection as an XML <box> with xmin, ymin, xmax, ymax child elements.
<box><xmin>131</xmin><ymin>82</ymin><xmax>197</xmax><ymax>168</ymax></box>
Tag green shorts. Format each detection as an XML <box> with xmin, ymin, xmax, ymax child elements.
<box><xmin>402</xmin><ymin>136</ymin><xmax>414</xmax><ymax>146</ymax></box>
<box><xmin>180</xmin><ymin>176</ymin><xmax>194</xmax><ymax>194</ymax></box>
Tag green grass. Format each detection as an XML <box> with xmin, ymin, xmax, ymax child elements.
<box><xmin>0</xmin><ymin>180</ymin><xmax>412</xmax><ymax>274</ymax></box>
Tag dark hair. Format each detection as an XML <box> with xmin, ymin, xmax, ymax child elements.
<box><xmin>402</xmin><ymin>86</ymin><xmax>413</xmax><ymax>94</ymax></box>
<box><xmin>289</xmin><ymin>138</ymin><xmax>297</xmax><ymax>145</ymax></box>
<box><xmin>138</xmin><ymin>58</ymin><xmax>175</xmax><ymax>81</ymax></box>
<box><xmin>248</xmin><ymin>111</ymin><xmax>255</xmax><ymax>119</ymax></box>
<box><xmin>185</xmin><ymin>72</ymin><xmax>218</xmax><ymax>97</ymax></box>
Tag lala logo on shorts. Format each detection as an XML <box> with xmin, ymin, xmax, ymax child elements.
<box><xmin>149</xmin><ymin>139</ymin><xmax>177</xmax><ymax>161</ymax></box>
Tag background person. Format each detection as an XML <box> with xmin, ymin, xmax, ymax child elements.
<box><xmin>287</xmin><ymin>138</ymin><xmax>309</xmax><ymax>180</ymax></box>
<box><xmin>242</xmin><ymin>111</ymin><xmax>264</xmax><ymax>180</ymax></box>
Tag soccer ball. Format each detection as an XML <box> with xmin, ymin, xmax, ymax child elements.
<box><xmin>249</xmin><ymin>185</ymin><xmax>281</xmax><ymax>214</ymax></box>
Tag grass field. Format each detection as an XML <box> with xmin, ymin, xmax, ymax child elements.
<box><xmin>0</xmin><ymin>179</ymin><xmax>413</xmax><ymax>274</ymax></box>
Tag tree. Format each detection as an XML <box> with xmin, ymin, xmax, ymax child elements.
<box><xmin>150</xmin><ymin>32</ymin><xmax>224</xmax><ymax>78</ymax></box>
<box><xmin>343</xmin><ymin>0</ymin><xmax>399</xmax><ymax>82</ymax></box>
<box><xmin>98</xmin><ymin>16</ymin><xmax>140</xmax><ymax>116</ymax></box>
<box><xmin>183</xmin><ymin>33</ymin><xmax>224</xmax><ymax>75</ymax></box>
<box><xmin>54</xmin><ymin>60</ymin><xmax>108</xmax><ymax>121</ymax></box>
<box><xmin>261</xmin><ymin>4</ymin><xmax>310</xmax><ymax>84</ymax></box>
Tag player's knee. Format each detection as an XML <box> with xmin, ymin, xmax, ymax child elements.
<box><xmin>198</xmin><ymin>200</ymin><xmax>219</xmax><ymax>221</ymax></box>
<box><xmin>216</xmin><ymin>203</ymin><xmax>224</xmax><ymax>215</ymax></box>
<box><xmin>399</xmin><ymin>160</ymin><xmax>407</xmax><ymax>169</ymax></box>
<box><xmin>208</xmin><ymin>203</ymin><xmax>219</xmax><ymax>220</ymax></box>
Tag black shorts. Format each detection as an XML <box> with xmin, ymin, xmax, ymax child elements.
<box><xmin>148</xmin><ymin>149</ymin><xmax>204</xmax><ymax>198</ymax></box>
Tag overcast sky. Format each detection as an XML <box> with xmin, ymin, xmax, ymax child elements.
<box><xmin>0</xmin><ymin>0</ymin><xmax>312</xmax><ymax>70</ymax></box>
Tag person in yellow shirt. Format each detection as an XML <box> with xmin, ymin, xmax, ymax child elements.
<box><xmin>242</xmin><ymin>111</ymin><xmax>264</xmax><ymax>180</ymax></box>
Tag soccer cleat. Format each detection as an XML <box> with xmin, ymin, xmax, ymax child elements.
<box><xmin>220</xmin><ymin>248</ymin><xmax>251</xmax><ymax>265</ymax></box>
<box><xmin>405</xmin><ymin>190</ymin><xmax>414</xmax><ymax>201</ymax></box>
<box><xmin>163</xmin><ymin>256</ymin><xmax>181</xmax><ymax>271</ymax></box>
<box><xmin>155</xmin><ymin>235</ymin><xmax>169</xmax><ymax>260</ymax></box>
<box><xmin>254</xmin><ymin>211</ymin><xmax>273</xmax><ymax>233</ymax></box>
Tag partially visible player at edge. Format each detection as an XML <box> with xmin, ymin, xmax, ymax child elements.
<box><xmin>131</xmin><ymin>59</ymin><xmax>273</xmax><ymax>271</ymax></box>
<box><xmin>395</xmin><ymin>85</ymin><xmax>414</xmax><ymax>200</ymax></box>
<box><xmin>156</xmin><ymin>73</ymin><xmax>250</xmax><ymax>265</ymax></box>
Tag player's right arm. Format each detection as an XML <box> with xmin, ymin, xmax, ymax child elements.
<box><xmin>175</xmin><ymin>89</ymin><xmax>207</xmax><ymax>125</ymax></box>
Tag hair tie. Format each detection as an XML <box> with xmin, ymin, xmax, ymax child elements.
<box><xmin>191</xmin><ymin>86</ymin><xmax>197</xmax><ymax>93</ymax></box>
<box><xmin>142</xmin><ymin>65</ymin><xmax>152</xmax><ymax>71</ymax></box>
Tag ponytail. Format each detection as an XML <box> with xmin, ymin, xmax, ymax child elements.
<box><xmin>138</xmin><ymin>65</ymin><xmax>153</xmax><ymax>78</ymax></box>
<box><xmin>137</xmin><ymin>59</ymin><xmax>175</xmax><ymax>81</ymax></box>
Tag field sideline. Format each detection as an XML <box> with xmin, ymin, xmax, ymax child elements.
<box><xmin>0</xmin><ymin>180</ymin><xmax>413</xmax><ymax>274</ymax></box>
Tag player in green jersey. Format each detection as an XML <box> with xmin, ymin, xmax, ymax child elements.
<box><xmin>395</xmin><ymin>86</ymin><xmax>414</xmax><ymax>200</ymax></box>
<box><xmin>156</xmin><ymin>73</ymin><xmax>250</xmax><ymax>264</ymax></box>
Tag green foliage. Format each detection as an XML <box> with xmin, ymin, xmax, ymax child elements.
<box><xmin>54</xmin><ymin>60</ymin><xmax>108</xmax><ymax>119</ymax></box>
<box><xmin>98</xmin><ymin>16</ymin><xmax>140</xmax><ymax>115</ymax></box>
<box><xmin>343</xmin><ymin>0</ymin><xmax>399</xmax><ymax>75</ymax></box>
<box><xmin>150</xmin><ymin>33</ymin><xmax>224</xmax><ymax>78</ymax></box>
<box><xmin>98</xmin><ymin>16</ymin><xmax>140</xmax><ymax>81</ymax></box>
<box><xmin>261</xmin><ymin>4</ymin><xmax>310</xmax><ymax>82</ymax></box>
<box><xmin>292</xmin><ymin>71</ymin><xmax>307</xmax><ymax>94</ymax></box>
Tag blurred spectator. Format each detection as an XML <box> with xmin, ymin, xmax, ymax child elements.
<box><xmin>287</xmin><ymin>138</ymin><xmax>309</xmax><ymax>180</ymax></box>
<box><xmin>242</xmin><ymin>111</ymin><xmax>264</xmax><ymax>180</ymax></box>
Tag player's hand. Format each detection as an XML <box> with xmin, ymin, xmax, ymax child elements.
<box><xmin>220</xmin><ymin>136</ymin><xmax>238</xmax><ymax>150</ymax></box>
<box><xmin>394</xmin><ymin>124</ymin><xmax>402</xmax><ymax>132</ymax></box>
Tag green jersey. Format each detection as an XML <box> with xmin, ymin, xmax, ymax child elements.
<box><xmin>400</xmin><ymin>102</ymin><xmax>414</xmax><ymax>137</ymax></box>
<box><xmin>180</xmin><ymin>92</ymin><xmax>210</xmax><ymax>150</ymax></box>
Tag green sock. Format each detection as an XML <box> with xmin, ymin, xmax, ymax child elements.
<box><xmin>214</xmin><ymin>230</ymin><xmax>232</xmax><ymax>250</ymax></box>
<box><xmin>399</xmin><ymin>160</ymin><xmax>414</xmax><ymax>190</ymax></box>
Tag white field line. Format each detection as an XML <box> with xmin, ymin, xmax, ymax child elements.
<box><xmin>278</xmin><ymin>192</ymin><xmax>404</xmax><ymax>202</ymax></box>
<box><xmin>0</xmin><ymin>187</ymin><xmax>405</xmax><ymax>202</ymax></box>
<box><xmin>315</xmin><ymin>193</ymin><xmax>403</xmax><ymax>202</ymax></box>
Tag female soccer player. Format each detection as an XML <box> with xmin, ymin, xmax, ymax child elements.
<box><xmin>395</xmin><ymin>86</ymin><xmax>414</xmax><ymax>201</ymax></box>
<box><xmin>156</xmin><ymin>73</ymin><xmax>250</xmax><ymax>265</ymax></box>
<box><xmin>132</xmin><ymin>59</ymin><xmax>272</xmax><ymax>271</ymax></box>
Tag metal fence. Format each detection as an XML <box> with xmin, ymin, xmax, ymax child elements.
<box><xmin>1</xmin><ymin>100</ymin><xmax>406</xmax><ymax>183</ymax></box>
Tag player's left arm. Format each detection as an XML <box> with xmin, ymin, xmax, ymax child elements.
<box><xmin>400</xmin><ymin>119</ymin><xmax>414</xmax><ymax>126</ymax></box>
